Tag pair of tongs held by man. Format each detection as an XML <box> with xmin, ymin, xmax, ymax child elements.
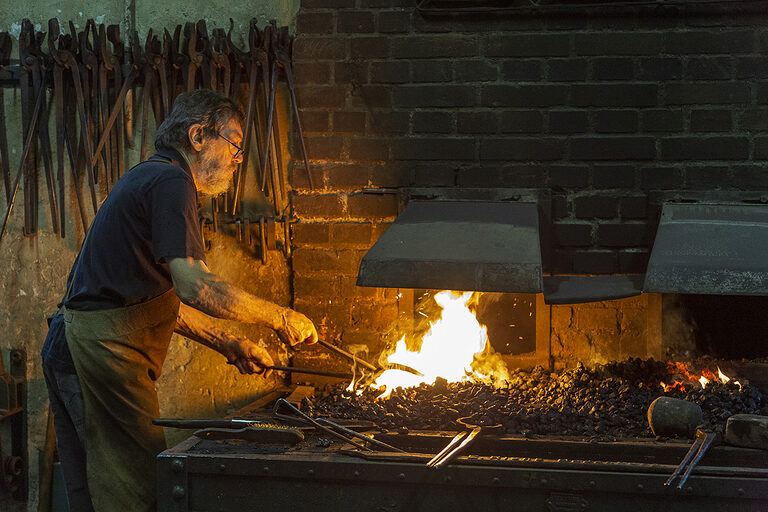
<box><xmin>180</xmin><ymin>330</ymin><xmax>421</xmax><ymax>379</ymax></box>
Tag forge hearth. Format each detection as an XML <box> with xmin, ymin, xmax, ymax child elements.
<box><xmin>303</xmin><ymin>359</ymin><xmax>764</xmax><ymax>440</ymax></box>
<box><xmin>158</xmin><ymin>358</ymin><xmax>768</xmax><ymax>512</ymax></box>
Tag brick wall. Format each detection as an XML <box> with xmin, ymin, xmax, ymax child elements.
<box><xmin>289</xmin><ymin>3</ymin><xmax>767</xmax><ymax>353</ymax></box>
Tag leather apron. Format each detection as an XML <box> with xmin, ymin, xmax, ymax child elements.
<box><xmin>63</xmin><ymin>289</ymin><xmax>180</xmax><ymax>512</ymax></box>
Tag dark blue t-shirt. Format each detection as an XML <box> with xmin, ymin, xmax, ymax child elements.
<box><xmin>41</xmin><ymin>149</ymin><xmax>206</xmax><ymax>373</ymax></box>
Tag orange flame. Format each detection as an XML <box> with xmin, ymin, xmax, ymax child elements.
<box><xmin>372</xmin><ymin>291</ymin><xmax>498</xmax><ymax>398</ymax></box>
<box><xmin>662</xmin><ymin>361</ymin><xmax>741</xmax><ymax>392</ymax></box>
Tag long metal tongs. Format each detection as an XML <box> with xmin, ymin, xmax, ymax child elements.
<box><xmin>664</xmin><ymin>428</ymin><xmax>716</xmax><ymax>488</ymax></box>
<box><xmin>426</xmin><ymin>427</ymin><xmax>482</xmax><ymax>468</ymax></box>
<box><xmin>273</xmin><ymin>398</ymin><xmax>405</xmax><ymax>453</ymax></box>
<box><xmin>315</xmin><ymin>339</ymin><xmax>423</xmax><ymax>377</ymax></box>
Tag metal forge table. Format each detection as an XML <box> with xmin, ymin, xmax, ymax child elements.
<box><xmin>158</xmin><ymin>389</ymin><xmax>768</xmax><ymax>512</ymax></box>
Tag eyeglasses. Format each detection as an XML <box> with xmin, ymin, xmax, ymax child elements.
<box><xmin>218</xmin><ymin>133</ymin><xmax>243</xmax><ymax>157</ymax></box>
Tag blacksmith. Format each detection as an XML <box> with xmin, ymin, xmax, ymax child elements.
<box><xmin>40</xmin><ymin>89</ymin><xmax>318</xmax><ymax>512</ymax></box>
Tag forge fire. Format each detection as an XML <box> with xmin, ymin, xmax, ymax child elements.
<box><xmin>300</xmin><ymin>290</ymin><xmax>764</xmax><ymax>440</ymax></box>
<box><xmin>305</xmin><ymin>359</ymin><xmax>763</xmax><ymax>440</ymax></box>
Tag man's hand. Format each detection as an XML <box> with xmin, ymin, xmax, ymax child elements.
<box><xmin>276</xmin><ymin>309</ymin><xmax>318</xmax><ymax>347</ymax></box>
<box><xmin>222</xmin><ymin>335</ymin><xmax>275</xmax><ymax>376</ymax></box>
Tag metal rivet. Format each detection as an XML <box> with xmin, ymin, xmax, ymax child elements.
<box><xmin>354</xmin><ymin>471</ymin><xmax>360</xmax><ymax>477</ymax></box>
<box><xmin>589</xmin><ymin>480</ymin><xmax>596</xmax><ymax>488</ymax></box>
<box><xmin>540</xmin><ymin>479</ymin><xmax>548</xmax><ymax>485</ymax></box>
<box><xmin>308</xmin><ymin>469</ymin><xmax>315</xmax><ymax>476</ymax></box>
<box><xmin>218</xmin><ymin>464</ymin><xmax>226</xmax><ymax>472</ymax></box>
<box><xmin>263</xmin><ymin>466</ymin><xmax>270</xmax><ymax>474</ymax></box>
<box><xmin>444</xmin><ymin>476</ymin><xmax>452</xmax><ymax>483</ymax></box>
<box><xmin>637</xmin><ymin>484</ymin><xmax>644</xmax><ymax>491</ymax></box>
<box><xmin>686</xmin><ymin>486</ymin><xmax>693</xmax><ymax>494</ymax></box>
<box><xmin>172</xmin><ymin>486</ymin><xmax>185</xmax><ymax>501</ymax></box>
<box><xmin>171</xmin><ymin>459</ymin><xmax>184</xmax><ymax>473</ymax></box>
<box><xmin>492</xmin><ymin>477</ymin><xmax>500</xmax><ymax>485</ymax></box>
<box><xmin>738</xmin><ymin>488</ymin><xmax>745</xmax><ymax>496</ymax></box>
<box><xmin>398</xmin><ymin>473</ymin><xmax>406</xmax><ymax>480</ymax></box>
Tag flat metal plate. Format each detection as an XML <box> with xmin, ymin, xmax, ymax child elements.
<box><xmin>357</xmin><ymin>201</ymin><xmax>543</xmax><ymax>292</ymax></box>
<box><xmin>543</xmin><ymin>275</ymin><xmax>644</xmax><ymax>305</ymax></box>
<box><xmin>644</xmin><ymin>203</ymin><xmax>768</xmax><ymax>295</ymax></box>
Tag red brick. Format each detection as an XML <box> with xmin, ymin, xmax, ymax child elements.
<box><xmin>340</xmin><ymin>277</ymin><xmax>382</xmax><ymax>299</ymax></box>
<box><xmin>291</xmin><ymin>164</ymin><xmax>326</xmax><ymax>190</ymax></box>
<box><xmin>293</xmin><ymin>194</ymin><xmax>345</xmax><ymax>219</ymax></box>
<box><xmin>293</xmin><ymin>38</ymin><xmax>346</xmax><ymax>60</ymax></box>
<box><xmin>292</xmin><ymin>222</ymin><xmax>331</xmax><ymax>246</ymax></box>
<box><xmin>294</xmin><ymin>275</ymin><xmax>340</xmax><ymax>297</ymax></box>
<box><xmin>293</xmin><ymin>62</ymin><xmax>332</xmax><ymax>85</ymax></box>
<box><xmin>333</xmin><ymin>111</ymin><xmax>366</xmax><ymax>133</ymax></box>
<box><xmin>337</xmin><ymin>11</ymin><xmax>375</xmax><ymax>33</ymax></box>
<box><xmin>349</xmin><ymin>137</ymin><xmax>390</xmax><ymax>161</ymax></box>
<box><xmin>299</xmin><ymin>110</ymin><xmax>330</xmax><ymax>133</ymax></box>
<box><xmin>292</xmin><ymin>248</ymin><xmax>361</xmax><ymax>274</ymax></box>
<box><xmin>332</xmin><ymin>223</ymin><xmax>373</xmax><ymax>245</ymax></box>
<box><xmin>371</xmin><ymin>165</ymin><xmax>404</xmax><ymax>188</ymax></box>
<box><xmin>325</xmin><ymin>164</ymin><xmax>371</xmax><ymax>189</ymax></box>
<box><xmin>349</xmin><ymin>85</ymin><xmax>393</xmax><ymax>109</ymax></box>
<box><xmin>292</xmin><ymin>299</ymin><xmax>352</xmax><ymax>340</ymax></box>
<box><xmin>350</xmin><ymin>301</ymin><xmax>399</xmax><ymax>329</ymax></box>
<box><xmin>296</xmin><ymin>12</ymin><xmax>335</xmax><ymax>34</ymax></box>
<box><xmin>305</xmin><ymin>136</ymin><xmax>344</xmax><ymax>160</ymax></box>
<box><xmin>348</xmin><ymin>194</ymin><xmax>399</xmax><ymax>219</ymax></box>
<box><xmin>340</xmin><ymin>329</ymin><xmax>387</xmax><ymax>354</ymax></box>
<box><xmin>296</xmin><ymin>86</ymin><xmax>347</xmax><ymax>109</ymax></box>
<box><xmin>572</xmin><ymin>250</ymin><xmax>619</xmax><ymax>274</ymax></box>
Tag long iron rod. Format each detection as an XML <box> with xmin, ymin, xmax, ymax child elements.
<box><xmin>0</xmin><ymin>83</ymin><xmax>45</xmax><ymax>244</ymax></box>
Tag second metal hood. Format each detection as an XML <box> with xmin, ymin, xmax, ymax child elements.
<box><xmin>356</xmin><ymin>200</ymin><xmax>543</xmax><ymax>293</ymax></box>
<box><xmin>644</xmin><ymin>202</ymin><xmax>768</xmax><ymax>295</ymax></box>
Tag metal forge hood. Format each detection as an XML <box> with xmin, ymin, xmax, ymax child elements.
<box><xmin>356</xmin><ymin>200</ymin><xmax>544</xmax><ymax>293</ymax></box>
<box><xmin>644</xmin><ymin>202</ymin><xmax>768</xmax><ymax>295</ymax></box>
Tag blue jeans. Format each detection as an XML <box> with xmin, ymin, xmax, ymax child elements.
<box><xmin>42</xmin><ymin>360</ymin><xmax>95</xmax><ymax>512</ymax></box>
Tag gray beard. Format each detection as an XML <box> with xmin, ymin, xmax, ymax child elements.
<box><xmin>197</xmin><ymin>155</ymin><xmax>233</xmax><ymax>196</ymax></box>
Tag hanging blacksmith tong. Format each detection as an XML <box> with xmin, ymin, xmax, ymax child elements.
<box><xmin>18</xmin><ymin>20</ymin><xmax>39</xmax><ymax>235</ymax></box>
<box><xmin>163</xmin><ymin>25</ymin><xmax>183</xmax><ymax>109</ymax></box>
<box><xmin>0</xmin><ymin>33</ymin><xmax>11</xmax><ymax>205</ymax></box>
<box><xmin>50</xmin><ymin>19</ymin><xmax>99</xmax><ymax>215</ymax></box>
<box><xmin>273</xmin><ymin>24</ymin><xmax>313</xmax><ymax>190</ymax></box>
<box><xmin>27</xmin><ymin>25</ymin><xmax>60</xmax><ymax>236</ymax></box>
<box><xmin>232</xmin><ymin>20</ymin><xmax>266</xmax><ymax>215</ymax></box>
<box><xmin>182</xmin><ymin>22</ymin><xmax>202</xmax><ymax>92</ymax></box>
<box><xmin>106</xmin><ymin>25</ymin><xmax>126</xmax><ymax>179</ymax></box>
<box><xmin>0</xmin><ymin>77</ymin><xmax>46</xmax><ymax>244</ymax></box>
<box><xmin>48</xmin><ymin>20</ymin><xmax>69</xmax><ymax>236</ymax></box>
<box><xmin>210</xmin><ymin>28</ymin><xmax>231</xmax><ymax>97</ymax></box>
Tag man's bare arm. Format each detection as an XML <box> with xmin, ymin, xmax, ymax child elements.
<box><xmin>175</xmin><ymin>303</ymin><xmax>274</xmax><ymax>375</ymax></box>
<box><xmin>168</xmin><ymin>257</ymin><xmax>317</xmax><ymax>346</ymax></box>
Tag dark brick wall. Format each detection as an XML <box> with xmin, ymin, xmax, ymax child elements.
<box><xmin>289</xmin><ymin>3</ymin><xmax>768</xmax><ymax>345</ymax></box>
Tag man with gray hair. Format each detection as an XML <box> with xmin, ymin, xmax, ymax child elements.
<box><xmin>41</xmin><ymin>89</ymin><xmax>317</xmax><ymax>511</ymax></box>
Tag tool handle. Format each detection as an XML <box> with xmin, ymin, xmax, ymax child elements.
<box><xmin>316</xmin><ymin>339</ymin><xmax>378</xmax><ymax>371</ymax></box>
<box><xmin>152</xmin><ymin>418</ymin><xmax>238</xmax><ymax>429</ymax></box>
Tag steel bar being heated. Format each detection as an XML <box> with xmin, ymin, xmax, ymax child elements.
<box><xmin>315</xmin><ymin>339</ymin><xmax>423</xmax><ymax>377</ymax></box>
